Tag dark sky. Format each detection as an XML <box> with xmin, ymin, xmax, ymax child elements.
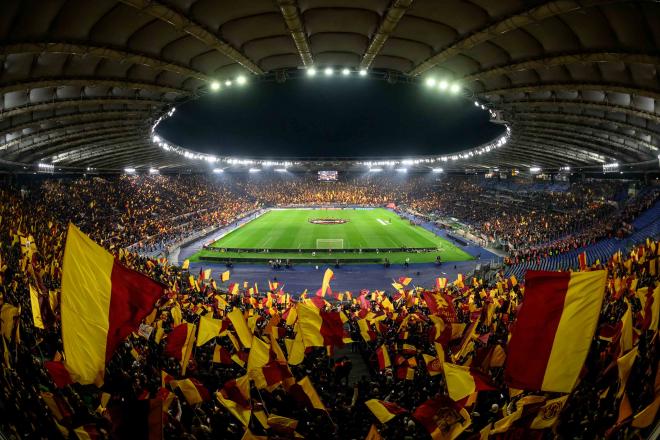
<box><xmin>157</xmin><ymin>78</ymin><xmax>504</xmax><ymax>158</ymax></box>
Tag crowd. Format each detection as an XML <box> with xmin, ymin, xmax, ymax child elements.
<box><xmin>10</xmin><ymin>173</ymin><xmax>657</xmax><ymax>264</ymax></box>
<box><xmin>0</xmin><ymin>176</ymin><xmax>658</xmax><ymax>439</ymax></box>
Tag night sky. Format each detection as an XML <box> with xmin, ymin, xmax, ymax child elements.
<box><xmin>157</xmin><ymin>78</ymin><xmax>504</xmax><ymax>158</ymax></box>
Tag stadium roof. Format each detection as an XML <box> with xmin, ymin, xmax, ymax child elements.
<box><xmin>0</xmin><ymin>0</ymin><xmax>658</xmax><ymax>173</ymax></box>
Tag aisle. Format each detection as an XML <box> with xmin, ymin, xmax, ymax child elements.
<box><xmin>334</xmin><ymin>343</ymin><xmax>370</xmax><ymax>386</ymax></box>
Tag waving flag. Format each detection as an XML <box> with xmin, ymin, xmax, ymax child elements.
<box><xmin>365</xmin><ymin>399</ymin><xmax>407</xmax><ymax>423</ymax></box>
<box><xmin>505</xmin><ymin>270</ymin><xmax>606</xmax><ymax>392</ymax></box>
<box><xmin>61</xmin><ymin>224</ymin><xmax>163</xmax><ymax>385</ymax></box>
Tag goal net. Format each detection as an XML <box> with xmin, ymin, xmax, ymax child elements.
<box><xmin>316</xmin><ymin>238</ymin><xmax>344</xmax><ymax>250</ymax></box>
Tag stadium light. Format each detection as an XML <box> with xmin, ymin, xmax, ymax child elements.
<box><xmin>474</xmin><ymin>101</ymin><xmax>479</xmax><ymax>106</ymax></box>
<box><xmin>425</xmin><ymin>78</ymin><xmax>436</xmax><ymax>87</ymax></box>
<box><xmin>236</xmin><ymin>75</ymin><xmax>247</xmax><ymax>86</ymax></box>
<box><xmin>341</xmin><ymin>68</ymin><xmax>350</xmax><ymax>76</ymax></box>
<box><xmin>324</xmin><ymin>67</ymin><xmax>334</xmax><ymax>76</ymax></box>
<box><xmin>225</xmin><ymin>80</ymin><xmax>232</xmax><ymax>86</ymax></box>
<box><xmin>274</xmin><ymin>168</ymin><xmax>287</xmax><ymax>172</ymax></box>
<box><xmin>396</xmin><ymin>168</ymin><xmax>407</xmax><ymax>173</ymax></box>
<box><xmin>450</xmin><ymin>83</ymin><xmax>461</xmax><ymax>94</ymax></box>
<box><xmin>249</xmin><ymin>168</ymin><xmax>261</xmax><ymax>173</ymax></box>
<box><xmin>124</xmin><ymin>167</ymin><xmax>136</xmax><ymax>174</ymax></box>
<box><xmin>529</xmin><ymin>167</ymin><xmax>541</xmax><ymax>173</ymax></box>
<box><xmin>369</xmin><ymin>168</ymin><xmax>383</xmax><ymax>172</ymax></box>
<box><xmin>432</xmin><ymin>168</ymin><xmax>444</xmax><ymax>173</ymax></box>
<box><xmin>212</xmin><ymin>168</ymin><xmax>223</xmax><ymax>174</ymax></box>
<box><xmin>359</xmin><ymin>69</ymin><xmax>367</xmax><ymax>76</ymax></box>
<box><xmin>438</xmin><ymin>80</ymin><xmax>448</xmax><ymax>91</ymax></box>
<box><xmin>149</xmin><ymin>168</ymin><xmax>159</xmax><ymax>174</ymax></box>
<box><xmin>210</xmin><ymin>81</ymin><xmax>220</xmax><ymax>91</ymax></box>
<box><xmin>306</xmin><ymin>67</ymin><xmax>317</xmax><ymax>77</ymax></box>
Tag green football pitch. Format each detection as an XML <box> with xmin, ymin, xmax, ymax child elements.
<box><xmin>191</xmin><ymin>208</ymin><xmax>473</xmax><ymax>264</ymax></box>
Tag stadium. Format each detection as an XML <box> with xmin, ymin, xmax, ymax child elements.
<box><xmin>0</xmin><ymin>1</ymin><xmax>659</xmax><ymax>439</ymax></box>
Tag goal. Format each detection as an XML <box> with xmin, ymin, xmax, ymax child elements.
<box><xmin>316</xmin><ymin>238</ymin><xmax>344</xmax><ymax>250</ymax></box>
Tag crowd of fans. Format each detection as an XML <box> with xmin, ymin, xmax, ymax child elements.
<box><xmin>10</xmin><ymin>173</ymin><xmax>658</xmax><ymax>263</ymax></box>
<box><xmin>0</xmin><ymin>176</ymin><xmax>658</xmax><ymax>439</ymax></box>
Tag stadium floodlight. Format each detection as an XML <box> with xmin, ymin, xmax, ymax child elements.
<box><xmin>212</xmin><ymin>168</ymin><xmax>223</xmax><ymax>173</ymax></box>
<box><xmin>306</xmin><ymin>67</ymin><xmax>317</xmax><ymax>77</ymax></box>
<box><xmin>149</xmin><ymin>168</ymin><xmax>158</xmax><ymax>174</ymax></box>
<box><xmin>249</xmin><ymin>168</ymin><xmax>261</xmax><ymax>173</ymax></box>
<box><xmin>225</xmin><ymin>80</ymin><xmax>232</xmax><ymax>86</ymax></box>
<box><xmin>396</xmin><ymin>168</ymin><xmax>407</xmax><ymax>173</ymax></box>
<box><xmin>124</xmin><ymin>167</ymin><xmax>136</xmax><ymax>174</ymax></box>
<box><xmin>274</xmin><ymin>168</ymin><xmax>287</xmax><ymax>172</ymax></box>
<box><xmin>210</xmin><ymin>81</ymin><xmax>221</xmax><ymax>91</ymax></box>
<box><xmin>529</xmin><ymin>167</ymin><xmax>541</xmax><ymax>173</ymax></box>
<box><xmin>425</xmin><ymin>78</ymin><xmax>436</xmax><ymax>87</ymax></box>
<box><xmin>450</xmin><ymin>83</ymin><xmax>461</xmax><ymax>94</ymax></box>
<box><xmin>324</xmin><ymin>67</ymin><xmax>334</xmax><ymax>76</ymax></box>
<box><xmin>152</xmin><ymin>135</ymin><xmax>161</xmax><ymax>143</ymax></box>
<box><xmin>341</xmin><ymin>68</ymin><xmax>350</xmax><ymax>76</ymax></box>
<box><xmin>474</xmin><ymin>101</ymin><xmax>479</xmax><ymax>106</ymax></box>
<box><xmin>438</xmin><ymin>80</ymin><xmax>448</xmax><ymax>91</ymax></box>
<box><xmin>560</xmin><ymin>166</ymin><xmax>571</xmax><ymax>172</ymax></box>
<box><xmin>432</xmin><ymin>168</ymin><xmax>444</xmax><ymax>173</ymax></box>
<box><xmin>369</xmin><ymin>168</ymin><xmax>383</xmax><ymax>172</ymax></box>
<box><xmin>236</xmin><ymin>75</ymin><xmax>247</xmax><ymax>85</ymax></box>
<box><xmin>359</xmin><ymin>69</ymin><xmax>367</xmax><ymax>76</ymax></box>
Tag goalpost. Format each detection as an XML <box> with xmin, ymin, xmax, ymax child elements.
<box><xmin>316</xmin><ymin>238</ymin><xmax>344</xmax><ymax>250</ymax></box>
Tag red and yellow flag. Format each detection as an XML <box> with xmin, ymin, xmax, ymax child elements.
<box><xmin>376</xmin><ymin>344</ymin><xmax>391</xmax><ymax>370</ymax></box>
<box><xmin>61</xmin><ymin>224</ymin><xmax>163</xmax><ymax>385</ymax></box>
<box><xmin>505</xmin><ymin>270</ymin><xmax>606</xmax><ymax>392</ymax></box>
<box><xmin>365</xmin><ymin>399</ymin><xmax>407</xmax><ymax>423</ymax></box>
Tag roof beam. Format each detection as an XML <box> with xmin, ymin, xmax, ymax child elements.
<box><xmin>0</xmin><ymin>78</ymin><xmax>187</xmax><ymax>97</ymax></box>
<box><xmin>1</xmin><ymin>118</ymin><xmax>146</xmax><ymax>153</ymax></box>
<box><xmin>119</xmin><ymin>0</ymin><xmax>264</xmax><ymax>75</ymax></box>
<box><xmin>462</xmin><ymin>52</ymin><xmax>660</xmax><ymax>84</ymax></box>
<box><xmin>512</xmin><ymin>119</ymin><xmax>657</xmax><ymax>154</ymax></box>
<box><xmin>509</xmin><ymin>111</ymin><xmax>660</xmax><ymax>140</ymax></box>
<box><xmin>498</xmin><ymin>99</ymin><xmax>660</xmax><ymax>124</ymax></box>
<box><xmin>0</xmin><ymin>42</ymin><xmax>210</xmax><ymax>82</ymax></box>
<box><xmin>276</xmin><ymin>0</ymin><xmax>313</xmax><ymax>67</ymax></box>
<box><xmin>515</xmin><ymin>127</ymin><xmax>646</xmax><ymax>162</ymax></box>
<box><xmin>478</xmin><ymin>82</ymin><xmax>660</xmax><ymax>101</ymax></box>
<box><xmin>0</xmin><ymin>97</ymin><xmax>165</xmax><ymax>120</ymax></box>
<box><xmin>20</xmin><ymin>130</ymin><xmax>146</xmax><ymax>163</ymax></box>
<box><xmin>504</xmin><ymin>139</ymin><xmax>596</xmax><ymax>165</ymax></box>
<box><xmin>0</xmin><ymin>109</ymin><xmax>151</xmax><ymax>139</ymax></box>
<box><xmin>408</xmin><ymin>0</ymin><xmax>617</xmax><ymax>76</ymax></box>
<box><xmin>360</xmin><ymin>0</ymin><xmax>414</xmax><ymax>69</ymax></box>
<box><xmin>64</xmin><ymin>140</ymin><xmax>154</xmax><ymax>165</ymax></box>
<box><xmin>514</xmin><ymin>133</ymin><xmax>617</xmax><ymax>163</ymax></box>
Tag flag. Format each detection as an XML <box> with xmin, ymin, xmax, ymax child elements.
<box><xmin>365</xmin><ymin>399</ymin><xmax>407</xmax><ymax>423</ymax></box>
<box><xmin>509</xmin><ymin>275</ymin><xmax>518</xmax><ymax>287</ymax></box>
<box><xmin>413</xmin><ymin>396</ymin><xmax>471</xmax><ymax>440</ymax></box>
<box><xmin>221</xmin><ymin>271</ymin><xmax>230</xmax><ymax>282</ymax></box>
<box><xmin>399</xmin><ymin>276</ymin><xmax>412</xmax><ymax>286</ymax></box>
<box><xmin>196</xmin><ymin>316</ymin><xmax>224</xmax><ymax>347</ymax></box>
<box><xmin>631</xmin><ymin>395</ymin><xmax>660</xmax><ymax>428</ymax></box>
<box><xmin>296</xmin><ymin>303</ymin><xmax>344</xmax><ymax>347</ymax></box>
<box><xmin>228</xmin><ymin>308</ymin><xmax>253</xmax><ymax>348</ymax></box>
<box><xmin>578</xmin><ymin>251</ymin><xmax>587</xmax><ymax>271</ymax></box>
<box><xmin>365</xmin><ymin>424</ymin><xmax>383</xmax><ymax>440</ymax></box>
<box><xmin>376</xmin><ymin>344</ymin><xmax>391</xmax><ymax>370</ymax></box>
<box><xmin>216</xmin><ymin>391</ymin><xmax>251</xmax><ymax>426</ymax></box>
<box><xmin>174</xmin><ymin>378</ymin><xmax>209</xmax><ymax>405</ymax></box>
<box><xmin>29</xmin><ymin>285</ymin><xmax>45</xmax><ymax>329</ymax></box>
<box><xmin>44</xmin><ymin>361</ymin><xmax>73</xmax><ymax>388</ymax></box>
<box><xmin>436</xmin><ymin>277</ymin><xmax>448</xmax><ymax>290</ymax></box>
<box><xmin>443</xmin><ymin>362</ymin><xmax>496</xmax><ymax>402</ymax></box>
<box><xmin>530</xmin><ymin>395</ymin><xmax>568</xmax><ymax>429</ymax></box>
<box><xmin>164</xmin><ymin>323</ymin><xmax>196</xmax><ymax>375</ymax></box>
<box><xmin>61</xmin><ymin>224</ymin><xmax>163</xmax><ymax>385</ymax></box>
<box><xmin>321</xmin><ymin>268</ymin><xmax>333</xmax><ymax>297</ymax></box>
<box><xmin>181</xmin><ymin>259</ymin><xmax>189</xmax><ymax>270</ymax></box>
<box><xmin>422</xmin><ymin>354</ymin><xmax>443</xmax><ymax>376</ymax></box>
<box><xmin>505</xmin><ymin>270</ymin><xmax>607</xmax><ymax>392</ymax></box>
<box><xmin>290</xmin><ymin>376</ymin><xmax>326</xmax><ymax>411</ymax></box>
<box><xmin>109</xmin><ymin>399</ymin><xmax>163</xmax><ymax>440</ymax></box>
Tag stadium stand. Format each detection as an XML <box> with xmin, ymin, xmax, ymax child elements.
<box><xmin>1</xmin><ymin>1</ymin><xmax>660</xmax><ymax>439</ymax></box>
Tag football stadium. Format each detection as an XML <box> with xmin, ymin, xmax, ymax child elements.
<box><xmin>0</xmin><ymin>1</ymin><xmax>659</xmax><ymax>440</ymax></box>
